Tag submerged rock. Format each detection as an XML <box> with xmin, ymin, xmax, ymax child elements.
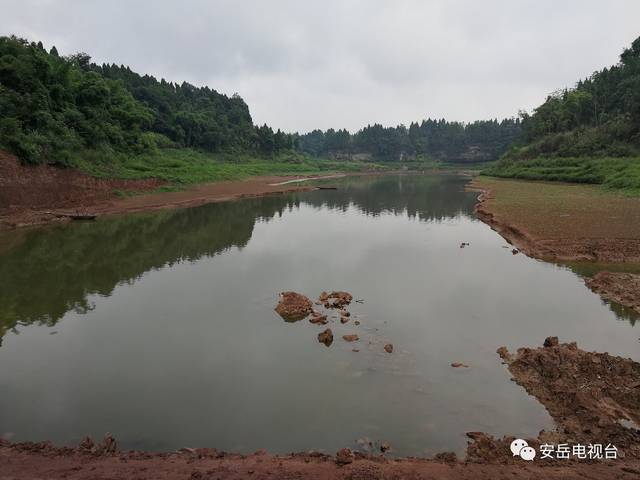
<box><xmin>451</xmin><ymin>362</ymin><xmax>469</xmax><ymax>368</ymax></box>
<box><xmin>318</xmin><ymin>328</ymin><xmax>334</xmax><ymax>346</ymax></box>
<box><xmin>309</xmin><ymin>315</ymin><xmax>328</xmax><ymax>325</ymax></box>
<box><xmin>274</xmin><ymin>291</ymin><xmax>313</xmax><ymax>321</ymax></box>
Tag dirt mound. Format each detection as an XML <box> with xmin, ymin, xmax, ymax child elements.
<box><xmin>497</xmin><ymin>339</ymin><xmax>640</xmax><ymax>458</ymax></box>
<box><xmin>274</xmin><ymin>292</ymin><xmax>313</xmax><ymax>321</ymax></box>
<box><xmin>586</xmin><ymin>271</ymin><xmax>640</xmax><ymax>313</ymax></box>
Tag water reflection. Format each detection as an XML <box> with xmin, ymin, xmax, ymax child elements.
<box><xmin>0</xmin><ymin>174</ymin><xmax>636</xmax><ymax>346</ymax></box>
<box><xmin>0</xmin><ymin>175</ymin><xmax>475</xmax><ymax>340</ymax></box>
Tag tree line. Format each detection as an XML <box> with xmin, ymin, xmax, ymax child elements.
<box><xmin>296</xmin><ymin>118</ymin><xmax>521</xmax><ymax>163</ymax></box>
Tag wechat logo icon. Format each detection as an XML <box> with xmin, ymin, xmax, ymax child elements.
<box><xmin>511</xmin><ymin>439</ymin><xmax>536</xmax><ymax>461</ymax></box>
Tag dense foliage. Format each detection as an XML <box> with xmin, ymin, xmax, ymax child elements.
<box><xmin>509</xmin><ymin>36</ymin><xmax>640</xmax><ymax>159</ymax></box>
<box><xmin>0</xmin><ymin>36</ymin><xmax>295</xmax><ymax>165</ymax></box>
<box><xmin>296</xmin><ymin>118</ymin><xmax>521</xmax><ymax>163</ymax></box>
<box><xmin>485</xmin><ymin>35</ymin><xmax>640</xmax><ymax>193</ymax></box>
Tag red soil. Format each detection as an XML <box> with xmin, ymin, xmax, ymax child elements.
<box><xmin>0</xmin><ymin>151</ymin><xmax>320</xmax><ymax>229</ymax></box>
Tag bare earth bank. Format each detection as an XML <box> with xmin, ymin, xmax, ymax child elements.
<box><xmin>469</xmin><ymin>177</ymin><xmax>640</xmax><ymax>313</ymax></box>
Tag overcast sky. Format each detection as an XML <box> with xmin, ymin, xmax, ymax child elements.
<box><xmin>2</xmin><ymin>0</ymin><xmax>639</xmax><ymax>133</ymax></box>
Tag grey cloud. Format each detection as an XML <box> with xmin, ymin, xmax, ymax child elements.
<box><xmin>1</xmin><ymin>0</ymin><xmax>639</xmax><ymax>132</ymax></box>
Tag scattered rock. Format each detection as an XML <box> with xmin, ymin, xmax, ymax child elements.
<box><xmin>340</xmin><ymin>311</ymin><xmax>351</xmax><ymax>317</ymax></box>
<box><xmin>318</xmin><ymin>329</ymin><xmax>334</xmax><ymax>347</ymax></box>
<box><xmin>78</xmin><ymin>436</ymin><xmax>95</xmax><ymax>453</ymax></box>
<box><xmin>511</xmin><ymin>248</ymin><xmax>519</xmax><ymax>255</ymax></box>
<box><xmin>433</xmin><ymin>451</ymin><xmax>457</xmax><ymax>464</ymax></box>
<box><xmin>380</xmin><ymin>442</ymin><xmax>391</xmax><ymax>453</ymax></box>
<box><xmin>451</xmin><ymin>362</ymin><xmax>469</xmax><ymax>368</ymax></box>
<box><xmin>275</xmin><ymin>292</ymin><xmax>313</xmax><ymax>321</ymax></box>
<box><xmin>460</xmin><ymin>242</ymin><xmax>470</xmax><ymax>248</ymax></box>
<box><xmin>340</xmin><ymin>315</ymin><xmax>349</xmax><ymax>324</ymax></box>
<box><xmin>384</xmin><ymin>343</ymin><xmax>393</xmax><ymax>353</ymax></box>
<box><xmin>100</xmin><ymin>433</ymin><xmax>117</xmax><ymax>455</ymax></box>
<box><xmin>335</xmin><ymin>448</ymin><xmax>354</xmax><ymax>465</ymax></box>
<box><xmin>342</xmin><ymin>334</ymin><xmax>359</xmax><ymax>342</ymax></box>
<box><xmin>309</xmin><ymin>314</ymin><xmax>328</xmax><ymax>325</ymax></box>
<box><xmin>496</xmin><ymin>346</ymin><xmax>511</xmax><ymax>362</ymax></box>
<box><xmin>324</xmin><ymin>291</ymin><xmax>353</xmax><ymax>309</ymax></box>
<box><xmin>543</xmin><ymin>336</ymin><xmax>558</xmax><ymax>347</ymax></box>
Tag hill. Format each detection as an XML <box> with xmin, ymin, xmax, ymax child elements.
<box><xmin>0</xmin><ymin>36</ymin><xmax>296</xmax><ymax>172</ymax></box>
<box><xmin>485</xmin><ymin>35</ymin><xmax>640</xmax><ymax>193</ymax></box>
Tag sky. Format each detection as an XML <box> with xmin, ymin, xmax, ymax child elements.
<box><xmin>2</xmin><ymin>0</ymin><xmax>640</xmax><ymax>133</ymax></box>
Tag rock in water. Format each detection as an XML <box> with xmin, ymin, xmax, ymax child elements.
<box><xmin>322</xmin><ymin>291</ymin><xmax>353</xmax><ymax>309</ymax></box>
<box><xmin>318</xmin><ymin>328</ymin><xmax>334</xmax><ymax>346</ymax></box>
<box><xmin>274</xmin><ymin>291</ymin><xmax>313</xmax><ymax>321</ymax></box>
<box><xmin>451</xmin><ymin>362</ymin><xmax>469</xmax><ymax>368</ymax></box>
<box><xmin>342</xmin><ymin>334</ymin><xmax>359</xmax><ymax>342</ymax></box>
<box><xmin>309</xmin><ymin>314</ymin><xmax>328</xmax><ymax>325</ymax></box>
<box><xmin>384</xmin><ymin>343</ymin><xmax>393</xmax><ymax>353</ymax></box>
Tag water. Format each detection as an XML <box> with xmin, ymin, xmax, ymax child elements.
<box><xmin>0</xmin><ymin>174</ymin><xmax>637</xmax><ymax>456</ymax></box>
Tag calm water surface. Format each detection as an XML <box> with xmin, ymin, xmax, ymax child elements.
<box><xmin>0</xmin><ymin>174</ymin><xmax>637</xmax><ymax>456</ymax></box>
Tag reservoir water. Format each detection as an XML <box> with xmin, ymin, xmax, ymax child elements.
<box><xmin>0</xmin><ymin>174</ymin><xmax>637</xmax><ymax>456</ymax></box>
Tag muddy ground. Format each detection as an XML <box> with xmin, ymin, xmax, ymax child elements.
<box><xmin>586</xmin><ymin>271</ymin><xmax>640</xmax><ymax>314</ymax></box>
<box><xmin>469</xmin><ymin>177</ymin><xmax>640</xmax><ymax>263</ymax></box>
<box><xmin>0</xmin><ymin>151</ymin><xmax>327</xmax><ymax>229</ymax></box>
<box><xmin>3</xmin><ymin>340</ymin><xmax>639</xmax><ymax>479</ymax></box>
<box><xmin>2</xmin><ymin>442</ymin><xmax>639</xmax><ymax>480</ymax></box>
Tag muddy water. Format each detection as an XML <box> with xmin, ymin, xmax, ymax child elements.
<box><xmin>0</xmin><ymin>174</ymin><xmax>637</xmax><ymax>456</ymax></box>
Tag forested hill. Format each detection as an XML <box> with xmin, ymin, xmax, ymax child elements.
<box><xmin>507</xmin><ymin>36</ymin><xmax>640</xmax><ymax>160</ymax></box>
<box><xmin>0</xmin><ymin>36</ymin><xmax>294</xmax><ymax>165</ymax></box>
<box><xmin>484</xmin><ymin>35</ymin><xmax>640</xmax><ymax>192</ymax></box>
<box><xmin>296</xmin><ymin>118</ymin><xmax>521</xmax><ymax>163</ymax></box>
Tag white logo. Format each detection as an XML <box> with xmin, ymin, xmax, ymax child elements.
<box><xmin>510</xmin><ymin>439</ymin><xmax>536</xmax><ymax>461</ymax></box>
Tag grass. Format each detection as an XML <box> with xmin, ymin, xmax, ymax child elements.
<box><xmin>474</xmin><ymin>176</ymin><xmax>640</xmax><ymax>241</ymax></box>
<box><xmin>70</xmin><ymin>148</ymin><xmax>385</xmax><ymax>185</ymax></box>
<box><xmin>483</xmin><ymin>156</ymin><xmax>640</xmax><ymax>196</ymax></box>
